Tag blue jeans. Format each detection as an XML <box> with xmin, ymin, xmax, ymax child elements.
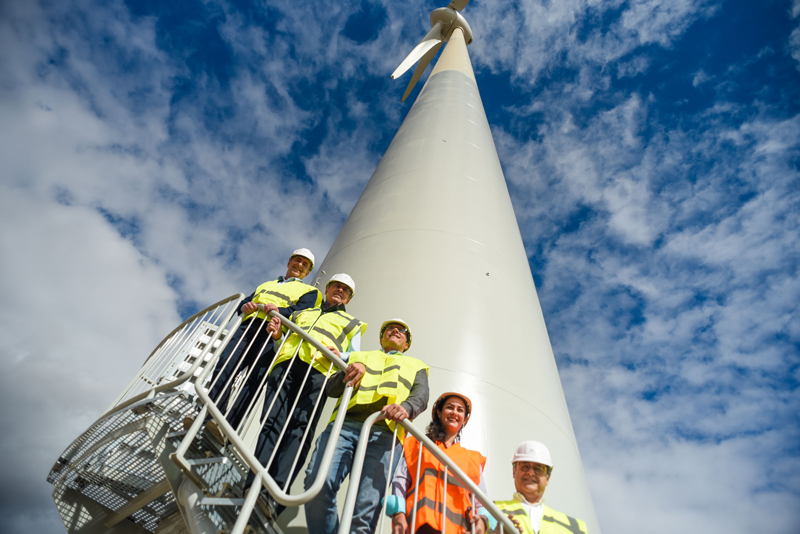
<box><xmin>304</xmin><ymin>419</ymin><xmax>402</xmax><ymax>534</ymax></box>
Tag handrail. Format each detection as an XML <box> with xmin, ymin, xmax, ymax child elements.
<box><xmin>192</xmin><ymin>378</ymin><xmax>354</xmax><ymax>507</ymax></box>
<box><xmin>173</xmin><ymin>305</ymin><xmax>359</xmax><ymax>534</ymax></box>
<box><xmin>49</xmin><ymin>294</ymin><xmax>245</xmax><ymax>486</ymax></box>
<box><xmin>339</xmin><ymin>413</ymin><xmax>520</xmax><ymax>534</ymax></box>
<box><xmin>48</xmin><ymin>293</ymin><xmax>524</xmax><ymax>534</ymax></box>
<box><xmin>106</xmin><ymin>293</ymin><xmax>245</xmax><ymax>413</ymax></box>
<box><xmin>51</xmin><ymin>392</ymin><xmax>183</xmax><ymax>487</ymax></box>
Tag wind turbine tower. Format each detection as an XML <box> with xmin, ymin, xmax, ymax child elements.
<box><xmin>315</xmin><ymin>1</ymin><xmax>602</xmax><ymax>532</ymax></box>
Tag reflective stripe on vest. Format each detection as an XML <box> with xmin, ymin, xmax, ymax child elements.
<box><xmin>309</xmin><ymin>314</ymin><xmax>362</xmax><ymax>352</ymax></box>
<box><xmin>406</xmin><ymin>467</ymin><xmax>470</xmax><ymax>496</ymax></box>
<box><xmin>495</xmin><ymin>502</ymin><xmax>534</xmax><ymax>534</ymax></box>
<box><xmin>411</xmin><ymin>496</ymin><xmax>469</xmax><ymax>530</ymax></box>
<box><xmin>273</xmin><ymin>308</ymin><xmax>366</xmax><ymax>375</ymax></box>
<box><xmin>242</xmin><ymin>279</ymin><xmax>321</xmax><ymax>322</ymax></box>
<box><xmin>328</xmin><ymin>351</ymin><xmax>428</xmax><ymax>440</ymax></box>
<box><xmin>494</xmin><ymin>501</ymin><xmax>588</xmax><ymax>534</ymax></box>
<box><xmin>404</xmin><ymin>437</ymin><xmax>485</xmax><ymax>534</ymax></box>
<box><xmin>350</xmin><ymin>353</ymin><xmax>424</xmax><ymax>403</ymax></box>
<box><xmin>356</xmin><ymin>363</ymin><xmax>415</xmax><ymax>392</ymax></box>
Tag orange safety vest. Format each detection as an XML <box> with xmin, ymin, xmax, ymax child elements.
<box><xmin>403</xmin><ymin>436</ymin><xmax>485</xmax><ymax>534</ymax></box>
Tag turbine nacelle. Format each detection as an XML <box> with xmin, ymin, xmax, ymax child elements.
<box><xmin>391</xmin><ymin>2</ymin><xmax>474</xmax><ymax>102</ymax></box>
<box><xmin>429</xmin><ymin>7</ymin><xmax>473</xmax><ymax>45</ymax></box>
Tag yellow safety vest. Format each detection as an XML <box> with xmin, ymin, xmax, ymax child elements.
<box><xmin>330</xmin><ymin>350</ymin><xmax>428</xmax><ymax>440</ymax></box>
<box><xmin>242</xmin><ymin>278</ymin><xmax>322</xmax><ymax>322</ymax></box>
<box><xmin>493</xmin><ymin>501</ymin><xmax>588</xmax><ymax>534</ymax></box>
<box><xmin>273</xmin><ymin>307</ymin><xmax>367</xmax><ymax>375</ymax></box>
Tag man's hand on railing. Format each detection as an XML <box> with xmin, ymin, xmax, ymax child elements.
<box><xmin>381</xmin><ymin>403</ymin><xmax>409</xmax><ymax>422</ymax></box>
<box><xmin>267</xmin><ymin>316</ymin><xmax>282</xmax><ymax>339</ymax></box>
<box><xmin>241</xmin><ymin>302</ymin><xmax>259</xmax><ymax>315</ymax></box>
<box><xmin>343</xmin><ymin>361</ymin><xmax>366</xmax><ymax>388</ymax></box>
<box><xmin>391</xmin><ymin>512</ymin><xmax>408</xmax><ymax>534</ymax></box>
<box><xmin>247</xmin><ymin>301</ymin><xmax>278</xmax><ymax>315</ymax></box>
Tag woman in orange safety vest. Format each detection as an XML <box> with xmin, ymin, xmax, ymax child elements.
<box><xmin>384</xmin><ymin>391</ymin><xmax>496</xmax><ymax>534</ymax></box>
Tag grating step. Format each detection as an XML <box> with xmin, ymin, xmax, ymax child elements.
<box><xmin>185</xmin><ymin>457</ymin><xmax>230</xmax><ymax>466</ymax></box>
<box><xmin>199</xmin><ymin>497</ymin><xmax>245</xmax><ymax>506</ymax></box>
<box><xmin>166</xmin><ymin>429</ymin><xmax>188</xmax><ymax>440</ymax></box>
<box><xmin>170</xmin><ymin>438</ymin><xmax>248</xmax><ymax>502</ymax></box>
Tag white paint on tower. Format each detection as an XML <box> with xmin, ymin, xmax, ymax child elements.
<box><xmin>316</xmin><ymin>26</ymin><xmax>601</xmax><ymax>533</ymax></box>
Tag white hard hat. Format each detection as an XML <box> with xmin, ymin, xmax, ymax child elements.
<box><xmin>511</xmin><ymin>440</ymin><xmax>553</xmax><ymax>467</ymax></box>
<box><xmin>290</xmin><ymin>248</ymin><xmax>315</xmax><ymax>270</ymax></box>
<box><xmin>327</xmin><ymin>273</ymin><xmax>355</xmax><ymax>297</ymax></box>
<box><xmin>380</xmin><ymin>318</ymin><xmax>412</xmax><ymax>349</ymax></box>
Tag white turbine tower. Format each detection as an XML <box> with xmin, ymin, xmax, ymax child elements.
<box><xmin>316</xmin><ymin>1</ymin><xmax>602</xmax><ymax>532</ymax></box>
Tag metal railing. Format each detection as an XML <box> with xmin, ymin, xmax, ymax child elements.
<box><xmin>172</xmin><ymin>304</ymin><xmax>359</xmax><ymax>534</ymax></box>
<box><xmin>49</xmin><ymin>293</ymin><xmax>521</xmax><ymax>534</ymax></box>
<box><xmin>107</xmin><ymin>294</ymin><xmax>245</xmax><ymax>412</ymax></box>
<box><xmin>50</xmin><ymin>294</ymin><xmax>244</xmax><ymax>482</ymax></box>
<box><xmin>340</xmin><ymin>413</ymin><xmax>520</xmax><ymax>534</ymax></box>
<box><xmin>48</xmin><ymin>295</ymin><xmax>246</xmax><ymax>532</ymax></box>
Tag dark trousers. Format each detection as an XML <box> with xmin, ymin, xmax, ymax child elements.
<box><xmin>248</xmin><ymin>358</ymin><xmax>328</xmax><ymax>513</ymax></box>
<box><xmin>207</xmin><ymin>319</ymin><xmax>276</xmax><ymax>431</ymax></box>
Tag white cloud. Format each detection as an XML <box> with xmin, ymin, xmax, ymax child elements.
<box><xmin>0</xmin><ymin>2</ymin><xmax>354</xmax><ymax>528</ymax></box>
<box><xmin>617</xmin><ymin>55</ymin><xmax>652</xmax><ymax>77</ymax></box>
<box><xmin>692</xmin><ymin>68</ymin><xmax>711</xmax><ymax>86</ymax></box>
<box><xmin>468</xmin><ymin>0</ymin><xmax>714</xmax><ymax>85</ymax></box>
<box><xmin>0</xmin><ymin>186</ymin><xmax>180</xmax><ymax>530</ymax></box>
<box><xmin>492</xmin><ymin>25</ymin><xmax>800</xmax><ymax>526</ymax></box>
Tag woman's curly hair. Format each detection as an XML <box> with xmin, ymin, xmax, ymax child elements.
<box><xmin>425</xmin><ymin>414</ymin><xmax>449</xmax><ymax>443</ymax></box>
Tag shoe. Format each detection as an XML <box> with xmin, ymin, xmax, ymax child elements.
<box><xmin>213</xmin><ymin>482</ymin><xmax>243</xmax><ymax>499</ymax></box>
<box><xmin>246</xmin><ymin>487</ymin><xmax>276</xmax><ymax>520</ymax></box>
<box><xmin>205</xmin><ymin>420</ymin><xmax>226</xmax><ymax>444</ymax></box>
<box><xmin>183</xmin><ymin>416</ymin><xmax>196</xmax><ymax>431</ymax></box>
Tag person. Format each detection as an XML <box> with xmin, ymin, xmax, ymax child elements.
<box><xmin>304</xmin><ymin>319</ymin><xmax>429</xmax><ymax>534</ymax></box>
<box><xmin>198</xmin><ymin>248</ymin><xmax>322</xmax><ymax>441</ymax></box>
<box><xmin>385</xmin><ymin>391</ymin><xmax>495</xmax><ymax>534</ymax></box>
<box><xmin>249</xmin><ymin>273</ymin><xmax>367</xmax><ymax>509</ymax></box>
<box><xmin>492</xmin><ymin>441</ymin><xmax>588</xmax><ymax>534</ymax></box>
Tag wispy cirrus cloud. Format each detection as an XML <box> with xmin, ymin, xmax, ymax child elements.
<box><xmin>492</xmin><ymin>14</ymin><xmax>800</xmax><ymax>524</ymax></box>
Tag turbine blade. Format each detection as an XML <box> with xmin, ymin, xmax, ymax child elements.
<box><xmin>401</xmin><ymin>41</ymin><xmax>444</xmax><ymax>102</ymax></box>
<box><xmin>391</xmin><ymin>22</ymin><xmax>443</xmax><ymax>80</ymax></box>
<box><xmin>448</xmin><ymin>0</ymin><xmax>470</xmax><ymax>11</ymax></box>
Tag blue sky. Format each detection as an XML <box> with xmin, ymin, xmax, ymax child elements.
<box><xmin>1</xmin><ymin>0</ymin><xmax>799</xmax><ymax>532</ymax></box>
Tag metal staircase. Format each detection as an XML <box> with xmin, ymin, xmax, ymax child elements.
<box><xmin>47</xmin><ymin>295</ymin><xmax>517</xmax><ymax>534</ymax></box>
<box><xmin>46</xmin><ymin>295</ymin><xmax>271</xmax><ymax>534</ymax></box>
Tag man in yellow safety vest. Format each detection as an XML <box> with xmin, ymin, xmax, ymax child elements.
<box><xmin>493</xmin><ymin>441</ymin><xmax>588</xmax><ymax>534</ymax></box>
<box><xmin>200</xmin><ymin>248</ymin><xmax>321</xmax><ymax>441</ymax></box>
<box><xmin>248</xmin><ymin>273</ymin><xmax>366</xmax><ymax>511</ymax></box>
<box><xmin>303</xmin><ymin>319</ymin><xmax>429</xmax><ymax>534</ymax></box>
